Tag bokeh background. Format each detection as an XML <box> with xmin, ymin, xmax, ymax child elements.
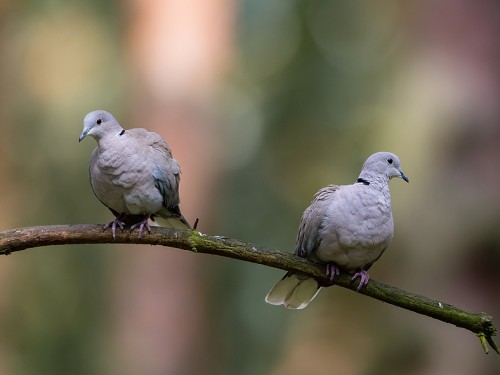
<box><xmin>1</xmin><ymin>0</ymin><xmax>499</xmax><ymax>374</ymax></box>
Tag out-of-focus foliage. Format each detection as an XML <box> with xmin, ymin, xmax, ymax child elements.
<box><xmin>0</xmin><ymin>0</ymin><xmax>499</xmax><ymax>374</ymax></box>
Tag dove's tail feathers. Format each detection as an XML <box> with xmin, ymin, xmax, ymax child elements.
<box><xmin>155</xmin><ymin>216</ymin><xmax>191</xmax><ymax>229</ymax></box>
<box><xmin>265</xmin><ymin>272</ymin><xmax>321</xmax><ymax>309</ymax></box>
<box><xmin>155</xmin><ymin>208</ymin><xmax>192</xmax><ymax>229</ymax></box>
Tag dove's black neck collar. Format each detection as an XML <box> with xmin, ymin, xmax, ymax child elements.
<box><xmin>118</xmin><ymin>129</ymin><xmax>125</xmax><ymax>136</ymax></box>
<box><xmin>356</xmin><ymin>178</ymin><xmax>370</xmax><ymax>185</ymax></box>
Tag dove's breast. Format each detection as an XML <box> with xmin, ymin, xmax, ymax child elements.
<box><xmin>314</xmin><ymin>184</ymin><xmax>394</xmax><ymax>270</ymax></box>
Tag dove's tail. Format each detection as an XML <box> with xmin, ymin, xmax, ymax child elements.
<box><xmin>155</xmin><ymin>207</ymin><xmax>192</xmax><ymax>229</ymax></box>
<box><xmin>265</xmin><ymin>272</ymin><xmax>321</xmax><ymax>309</ymax></box>
<box><xmin>155</xmin><ymin>215</ymin><xmax>191</xmax><ymax>229</ymax></box>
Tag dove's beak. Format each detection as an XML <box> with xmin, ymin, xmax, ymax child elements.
<box><xmin>79</xmin><ymin>129</ymin><xmax>89</xmax><ymax>142</ymax></box>
<box><xmin>400</xmin><ymin>171</ymin><xmax>409</xmax><ymax>183</ymax></box>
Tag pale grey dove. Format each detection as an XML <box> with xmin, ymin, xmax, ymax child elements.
<box><xmin>79</xmin><ymin>110</ymin><xmax>190</xmax><ymax>238</ymax></box>
<box><xmin>265</xmin><ymin>152</ymin><xmax>409</xmax><ymax>309</ymax></box>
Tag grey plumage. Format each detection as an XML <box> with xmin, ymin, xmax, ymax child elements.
<box><xmin>265</xmin><ymin>152</ymin><xmax>408</xmax><ymax>309</ymax></box>
<box><xmin>79</xmin><ymin>110</ymin><xmax>190</xmax><ymax>238</ymax></box>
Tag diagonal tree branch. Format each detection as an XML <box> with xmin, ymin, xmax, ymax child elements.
<box><xmin>0</xmin><ymin>224</ymin><xmax>498</xmax><ymax>354</ymax></box>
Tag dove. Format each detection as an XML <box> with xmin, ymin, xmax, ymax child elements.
<box><xmin>265</xmin><ymin>152</ymin><xmax>409</xmax><ymax>309</ymax></box>
<box><xmin>79</xmin><ymin>110</ymin><xmax>190</xmax><ymax>238</ymax></box>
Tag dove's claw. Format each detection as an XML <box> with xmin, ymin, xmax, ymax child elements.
<box><xmin>103</xmin><ymin>218</ymin><xmax>125</xmax><ymax>239</ymax></box>
<box><xmin>351</xmin><ymin>269</ymin><xmax>370</xmax><ymax>291</ymax></box>
<box><xmin>130</xmin><ymin>215</ymin><xmax>152</xmax><ymax>238</ymax></box>
<box><xmin>326</xmin><ymin>263</ymin><xmax>340</xmax><ymax>282</ymax></box>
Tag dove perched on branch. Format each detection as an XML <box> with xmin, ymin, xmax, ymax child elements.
<box><xmin>79</xmin><ymin>110</ymin><xmax>190</xmax><ymax>238</ymax></box>
<box><xmin>265</xmin><ymin>152</ymin><xmax>409</xmax><ymax>309</ymax></box>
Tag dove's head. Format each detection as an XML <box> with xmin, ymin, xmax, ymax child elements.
<box><xmin>79</xmin><ymin>110</ymin><xmax>123</xmax><ymax>142</ymax></box>
<box><xmin>359</xmin><ymin>152</ymin><xmax>409</xmax><ymax>184</ymax></box>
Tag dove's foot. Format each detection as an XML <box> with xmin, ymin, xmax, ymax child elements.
<box><xmin>103</xmin><ymin>217</ymin><xmax>125</xmax><ymax>239</ymax></box>
<box><xmin>326</xmin><ymin>263</ymin><xmax>340</xmax><ymax>282</ymax></box>
<box><xmin>351</xmin><ymin>269</ymin><xmax>370</xmax><ymax>291</ymax></box>
<box><xmin>130</xmin><ymin>215</ymin><xmax>152</xmax><ymax>239</ymax></box>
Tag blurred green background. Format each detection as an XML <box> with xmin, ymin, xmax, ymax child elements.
<box><xmin>1</xmin><ymin>0</ymin><xmax>499</xmax><ymax>374</ymax></box>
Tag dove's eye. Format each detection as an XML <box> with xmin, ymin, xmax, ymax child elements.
<box><xmin>387</xmin><ymin>158</ymin><xmax>393</xmax><ymax>164</ymax></box>
<box><xmin>96</xmin><ymin>119</ymin><xmax>102</xmax><ymax>125</ymax></box>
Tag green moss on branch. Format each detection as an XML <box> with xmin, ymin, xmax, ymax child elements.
<box><xmin>0</xmin><ymin>224</ymin><xmax>497</xmax><ymax>354</ymax></box>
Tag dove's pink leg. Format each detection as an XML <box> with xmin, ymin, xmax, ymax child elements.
<box><xmin>351</xmin><ymin>269</ymin><xmax>370</xmax><ymax>291</ymax></box>
<box><xmin>130</xmin><ymin>215</ymin><xmax>152</xmax><ymax>239</ymax></box>
<box><xmin>326</xmin><ymin>263</ymin><xmax>340</xmax><ymax>282</ymax></box>
<box><xmin>103</xmin><ymin>217</ymin><xmax>125</xmax><ymax>239</ymax></box>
